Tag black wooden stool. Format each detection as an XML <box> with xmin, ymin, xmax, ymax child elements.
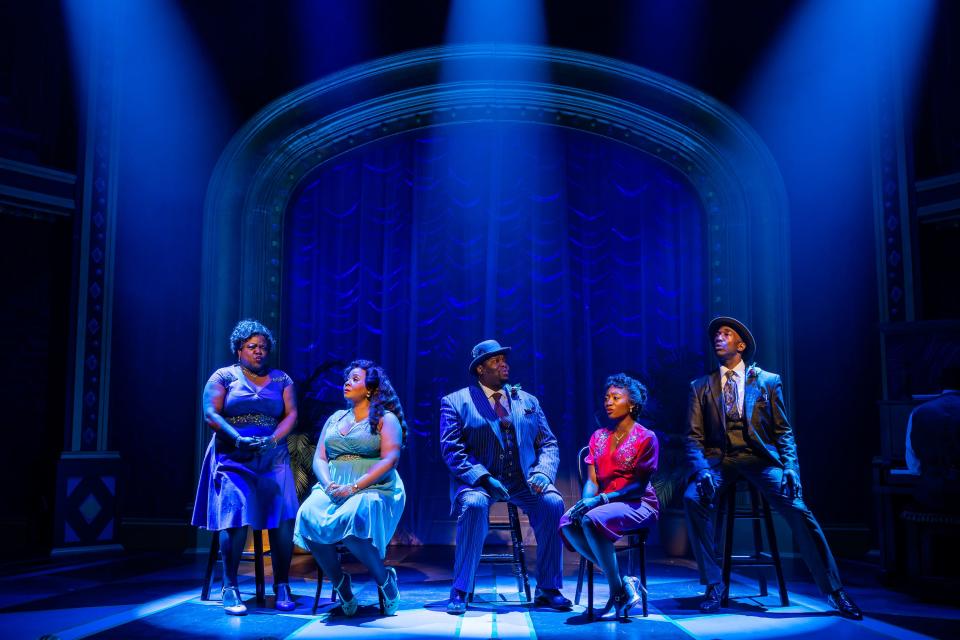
<box><xmin>718</xmin><ymin>479</ymin><xmax>789</xmax><ymax>606</ymax></box>
<box><xmin>575</xmin><ymin>528</ymin><xmax>649</xmax><ymax>619</ymax></box>
<box><xmin>469</xmin><ymin>502</ymin><xmax>532</xmax><ymax>603</ymax></box>
<box><xmin>201</xmin><ymin>530</ymin><xmax>266</xmax><ymax>607</ymax></box>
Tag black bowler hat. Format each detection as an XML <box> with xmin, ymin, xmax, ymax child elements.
<box><xmin>468</xmin><ymin>339</ymin><xmax>511</xmax><ymax>375</ymax></box>
<box><xmin>707</xmin><ymin>316</ymin><xmax>756</xmax><ymax>363</ymax></box>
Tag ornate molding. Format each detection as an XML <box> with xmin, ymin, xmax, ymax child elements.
<box><xmin>70</xmin><ymin>8</ymin><xmax>120</xmax><ymax>451</ymax></box>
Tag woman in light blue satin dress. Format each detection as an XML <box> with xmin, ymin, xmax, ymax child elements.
<box><xmin>294</xmin><ymin>359</ymin><xmax>407</xmax><ymax>616</ymax></box>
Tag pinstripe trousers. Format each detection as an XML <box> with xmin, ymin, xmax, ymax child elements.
<box><xmin>452</xmin><ymin>483</ymin><xmax>565</xmax><ymax>592</ymax></box>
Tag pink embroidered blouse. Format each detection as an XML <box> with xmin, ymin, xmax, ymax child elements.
<box><xmin>586</xmin><ymin>424</ymin><xmax>660</xmax><ymax>511</ymax></box>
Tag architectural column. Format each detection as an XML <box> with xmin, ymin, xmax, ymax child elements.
<box><xmin>54</xmin><ymin>8</ymin><xmax>122</xmax><ymax>554</ymax></box>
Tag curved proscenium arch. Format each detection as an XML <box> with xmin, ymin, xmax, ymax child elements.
<box><xmin>199</xmin><ymin>44</ymin><xmax>790</xmax><ymax>394</ymax></box>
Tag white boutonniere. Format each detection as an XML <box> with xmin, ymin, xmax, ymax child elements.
<box><xmin>508</xmin><ymin>384</ymin><xmax>522</xmax><ymax>400</ymax></box>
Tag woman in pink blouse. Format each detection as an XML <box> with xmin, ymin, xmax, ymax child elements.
<box><xmin>560</xmin><ymin>373</ymin><xmax>659</xmax><ymax>619</ymax></box>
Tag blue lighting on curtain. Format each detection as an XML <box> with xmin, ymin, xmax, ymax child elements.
<box><xmin>283</xmin><ymin>124</ymin><xmax>707</xmax><ymax>541</ymax></box>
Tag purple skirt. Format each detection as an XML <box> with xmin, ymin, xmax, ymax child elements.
<box><xmin>191</xmin><ymin>425</ymin><xmax>299</xmax><ymax>531</ymax></box>
<box><xmin>559</xmin><ymin>500</ymin><xmax>658</xmax><ymax>550</ymax></box>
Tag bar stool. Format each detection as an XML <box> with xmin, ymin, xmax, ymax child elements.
<box><xmin>469</xmin><ymin>502</ymin><xmax>532</xmax><ymax>603</ymax></box>
<box><xmin>718</xmin><ymin>479</ymin><xmax>789</xmax><ymax>606</ymax></box>
<box><xmin>201</xmin><ymin>530</ymin><xmax>266</xmax><ymax>607</ymax></box>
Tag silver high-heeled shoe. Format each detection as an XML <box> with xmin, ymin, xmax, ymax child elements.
<box><xmin>222</xmin><ymin>586</ymin><xmax>247</xmax><ymax>616</ymax></box>
<box><xmin>623</xmin><ymin>576</ymin><xmax>644</xmax><ymax>611</ymax></box>
<box><xmin>378</xmin><ymin>567</ymin><xmax>400</xmax><ymax>615</ymax></box>
<box><xmin>334</xmin><ymin>573</ymin><xmax>359</xmax><ymax>616</ymax></box>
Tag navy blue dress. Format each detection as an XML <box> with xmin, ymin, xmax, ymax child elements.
<box><xmin>191</xmin><ymin>365</ymin><xmax>299</xmax><ymax>530</ymax></box>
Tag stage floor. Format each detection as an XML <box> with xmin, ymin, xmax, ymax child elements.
<box><xmin>0</xmin><ymin>546</ymin><xmax>956</xmax><ymax>639</ymax></box>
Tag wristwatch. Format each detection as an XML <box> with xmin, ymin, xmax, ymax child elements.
<box><xmin>352</xmin><ymin>483</ymin><xmax>360</xmax><ymax>492</ymax></box>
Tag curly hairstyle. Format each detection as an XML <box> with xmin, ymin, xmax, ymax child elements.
<box><xmin>344</xmin><ymin>359</ymin><xmax>408</xmax><ymax>447</ymax></box>
<box><xmin>604</xmin><ymin>372</ymin><xmax>649</xmax><ymax>420</ymax></box>
<box><xmin>230</xmin><ymin>319</ymin><xmax>275</xmax><ymax>354</ymax></box>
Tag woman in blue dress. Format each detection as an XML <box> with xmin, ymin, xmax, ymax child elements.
<box><xmin>294</xmin><ymin>359</ymin><xmax>407</xmax><ymax>616</ymax></box>
<box><xmin>192</xmin><ymin>319</ymin><xmax>300</xmax><ymax>615</ymax></box>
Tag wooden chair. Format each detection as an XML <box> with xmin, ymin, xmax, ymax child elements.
<box><xmin>312</xmin><ymin>546</ymin><xmax>386</xmax><ymax>615</ymax></box>
<box><xmin>469</xmin><ymin>502</ymin><xmax>533</xmax><ymax>603</ymax></box>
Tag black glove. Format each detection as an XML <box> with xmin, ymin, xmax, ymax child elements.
<box><xmin>235</xmin><ymin>435</ymin><xmax>262</xmax><ymax>451</ymax></box>
<box><xmin>569</xmin><ymin>495</ymin><xmax>605</xmax><ymax>524</ymax></box>
<box><xmin>482</xmin><ymin>476</ymin><xmax>510</xmax><ymax>501</ymax></box>
<box><xmin>696</xmin><ymin>469</ymin><xmax>716</xmax><ymax>502</ymax></box>
<box><xmin>255</xmin><ymin>436</ymin><xmax>278</xmax><ymax>451</ymax></box>
<box><xmin>779</xmin><ymin>469</ymin><xmax>802</xmax><ymax>500</ymax></box>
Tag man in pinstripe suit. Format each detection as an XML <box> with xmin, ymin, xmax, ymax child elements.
<box><xmin>440</xmin><ymin>339</ymin><xmax>571</xmax><ymax>614</ymax></box>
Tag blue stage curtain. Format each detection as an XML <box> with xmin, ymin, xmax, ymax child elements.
<box><xmin>282</xmin><ymin>123</ymin><xmax>706</xmax><ymax>544</ymax></box>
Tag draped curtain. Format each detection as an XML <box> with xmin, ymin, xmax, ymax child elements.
<box><xmin>282</xmin><ymin>122</ymin><xmax>706</xmax><ymax>544</ymax></box>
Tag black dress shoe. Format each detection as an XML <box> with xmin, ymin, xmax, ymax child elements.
<box><xmin>447</xmin><ymin>588</ymin><xmax>468</xmax><ymax>615</ymax></box>
<box><xmin>699</xmin><ymin>582</ymin><xmax>726</xmax><ymax>613</ymax></box>
<box><xmin>534</xmin><ymin>587</ymin><xmax>572</xmax><ymax>610</ymax></box>
<box><xmin>273</xmin><ymin>583</ymin><xmax>296</xmax><ymax>612</ymax></box>
<box><xmin>828</xmin><ymin>589</ymin><xmax>863</xmax><ymax>620</ymax></box>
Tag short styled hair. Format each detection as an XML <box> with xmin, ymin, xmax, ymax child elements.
<box><xmin>229</xmin><ymin>319</ymin><xmax>275</xmax><ymax>354</ymax></box>
<box><xmin>604</xmin><ymin>372</ymin><xmax>649</xmax><ymax>419</ymax></box>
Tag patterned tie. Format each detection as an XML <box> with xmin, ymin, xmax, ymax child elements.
<box><xmin>491</xmin><ymin>392</ymin><xmax>509</xmax><ymax>419</ymax></box>
<box><xmin>723</xmin><ymin>370</ymin><xmax>740</xmax><ymax>421</ymax></box>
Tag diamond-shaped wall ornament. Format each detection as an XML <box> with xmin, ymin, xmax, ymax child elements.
<box><xmin>84</xmin><ymin>391</ymin><xmax>96</xmax><ymax>407</ymax></box>
<box><xmin>91</xmin><ymin>247</ymin><xmax>104</xmax><ymax>264</ymax></box>
<box><xmin>79</xmin><ymin>494</ymin><xmax>102</xmax><ymax>524</ymax></box>
<box><xmin>89</xmin><ymin>283</ymin><xmax>102</xmax><ymax>299</ymax></box>
<box><xmin>85</xmin><ymin>354</ymin><xmax>98</xmax><ymax>370</ymax></box>
<box><xmin>88</xmin><ymin>318</ymin><xmax>100</xmax><ymax>334</ymax></box>
<box><xmin>889</xmin><ymin>250</ymin><xmax>901</xmax><ymax>267</ymax></box>
<box><xmin>93</xmin><ymin>212</ymin><xmax>105</xmax><ymax>228</ymax></box>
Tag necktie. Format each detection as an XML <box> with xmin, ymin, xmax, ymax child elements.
<box><xmin>723</xmin><ymin>371</ymin><xmax>740</xmax><ymax>420</ymax></box>
<box><xmin>491</xmin><ymin>392</ymin><xmax>509</xmax><ymax>419</ymax></box>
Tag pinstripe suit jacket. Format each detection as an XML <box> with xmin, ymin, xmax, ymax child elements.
<box><xmin>440</xmin><ymin>383</ymin><xmax>560</xmax><ymax>505</ymax></box>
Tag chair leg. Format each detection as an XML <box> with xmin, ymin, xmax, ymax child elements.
<box><xmin>721</xmin><ymin>490</ymin><xmax>735</xmax><ymax>607</ymax></box>
<box><xmin>508</xmin><ymin>504</ymin><xmax>532</xmax><ymax>603</ymax></box>
<box><xmin>201</xmin><ymin>533</ymin><xmax>220</xmax><ymax>601</ymax></box>
<box><xmin>748</xmin><ymin>485</ymin><xmax>769</xmax><ymax>597</ymax></box>
<box><xmin>639</xmin><ymin>540</ymin><xmax>648</xmax><ymax>618</ymax></box>
<box><xmin>574</xmin><ymin>556</ymin><xmax>586</xmax><ymax>605</ymax></box>
<box><xmin>760</xmin><ymin>494</ymin><xmax>790</xmax><ymax>606</ymax></box>
<box><xmin>253</xmin><ymin>530</ymin><xmax>266</xmax><ymax>607</ymax></box>
<box><xmin>587</xmin><ymin>561</ymin><xmax>594</xmax><ymax>621</ymax></box>
<box><xmin>313</xmin><ymin>568</ymin><xmax>322</xmax><ymax>615</ymax></box>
